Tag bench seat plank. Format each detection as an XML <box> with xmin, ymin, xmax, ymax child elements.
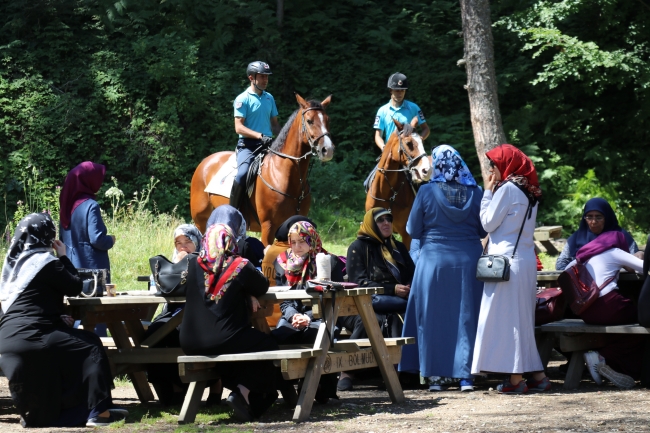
<box><xmin>539</xmin><ymin>319</ymin><xmax>650</xmax><ymax>334</ymax></box>
<box><xmin>178</xmin><ymin>348</ymin><xmax>322</xmax><ymax>363</ymax></box>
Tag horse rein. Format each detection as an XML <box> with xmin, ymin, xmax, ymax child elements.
<box><xmin>259</xmin><ymin>106</ymin><xmax>330</xmax><ymax>213</ymax></box>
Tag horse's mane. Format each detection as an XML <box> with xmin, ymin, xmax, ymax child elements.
<box><xmin>270</xmin><ymin>100</ymin><xmax>324</xmax><ymax>151</ymax></box>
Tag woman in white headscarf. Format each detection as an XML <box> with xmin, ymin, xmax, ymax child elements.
<box><xmin>0</xmin><ymin>213</ymin><xmax>126</xmax><ymax>427</ymax></box>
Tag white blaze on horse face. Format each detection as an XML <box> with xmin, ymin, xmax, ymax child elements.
<box><xmin>317</xmin><ymin>112</ymin><xmax>334</xmax><ymax>161</ymax></box>
<box><xmin>411</xmin><ymin>134</ymin><xmax>432</xmax><ymax>183</ymax></box>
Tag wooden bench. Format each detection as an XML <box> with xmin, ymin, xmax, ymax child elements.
<box><xmin>177</xmin><ymin>288</ymin><xmax>413</xmax><ymax>423</ymax></box>
<box><xmin>536</xmin><ymin>319</ymin><xmax>650</xmax><ymax>389</ymax></box>
<box><xmin>534</xmin><ymin>225</ymin><xmax>562</xmax><ymax>255</ymax></box>
<box><xmin>177</xmin><ymin>348</ymin><xmax>322</xmax><ymax>424</ymax></box>
<box><xmin>177</xmin><ymin>336</ymin><xmax>413</xmax><ymax>424</ymax></box>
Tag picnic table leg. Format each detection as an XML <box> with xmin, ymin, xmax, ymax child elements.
<box><xmin>536</xmin><ymin>332</ymin><xmax>556</xmax><ymax>369</ymax></box>
<box><xmin>107</xmin><ymin>322</ymin><xmax>155</xmax><ymax>402</ymax></box>
<box><xmin>178</xmin><ymin>380</ymin><xmax>208</xmax><ymax>424</ymax></box>
<box><xmin>564</xmin><ymin>350</ymin><xmax>586</xmax><ymax>390</ymax></box>
<box><xmin>354</xmin><ymin>294</ymin><xmax>405</xmax><ymax>404</ymax></box>
<box><xmin>292</xmin><ymin>297</ymin><xmax>341</xmax><ymax>422</ymax></box>
<box><xmin>178</xmin><ymin>380</ymin><xmax>207</xmax><ymax>424</ymax></box>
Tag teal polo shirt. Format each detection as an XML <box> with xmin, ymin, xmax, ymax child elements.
<box><xmin>234</xmin><ymin>89</ymin><xmax>278</xmax><ymax>138</ymax></box>
<box><xmin>373</xmin><ymin>100</ymin><xmax>426</xmax><ymax>142</ymax></box>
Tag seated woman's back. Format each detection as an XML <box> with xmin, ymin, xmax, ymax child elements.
<box><xmin>180</xmin><ymin>223</ymin><xmax>269</xmax><ymax>356</ymax></box>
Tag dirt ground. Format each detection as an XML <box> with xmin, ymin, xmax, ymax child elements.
<box><xmin>1</xmin><ymin>360</ymin><xmax>649</xmax><ymax>432</ymax></box>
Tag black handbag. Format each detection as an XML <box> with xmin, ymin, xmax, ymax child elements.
<box><xmin>149</xmin><ymin>253</ymin><xmax>198</xmax><ymax>297</ymax></box>
<box><xmin>476</xmin><ymin>202</ymin><xmax>531</xmax><ymax>283</ymax></box>
<box><xmin>77</xmin><ymin>268</ymin><xmax>108</xmax><ymax>297</ymax></box>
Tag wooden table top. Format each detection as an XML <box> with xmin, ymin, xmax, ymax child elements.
<box><xmin>66</xmin><ymin>287</ymin><xmax>384</xmax><ymax>306</ymax></box>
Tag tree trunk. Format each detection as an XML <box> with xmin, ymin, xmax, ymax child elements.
<box><xmin>277</xmin><ymin>0</ymin><xmax>284</xmax><ymax>28</ymax></box>
<box><xmin>459</xmin><ymin>0</ymin><xmax>506</xmax><ymax>181</ymax></box>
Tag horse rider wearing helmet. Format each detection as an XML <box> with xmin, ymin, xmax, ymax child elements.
<box><xmin>363</xmin><ymin>72</ymin><xmax>430</xmax><ymax>192</ymax></box>
<box><xmin>373</xmin><ymin>72</ymin><xmax>429</xmax><ymax>150</ymax></box>
<box><xmin>231</xmin><ymin>61</ymin><xmax>281</xmax><ymax>211</ymax></box>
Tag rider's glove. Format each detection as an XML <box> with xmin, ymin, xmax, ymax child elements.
<box><xmin>260</xmin><ymin>135</ymin><xmax>273</xmax><ymax>146</ymax></box>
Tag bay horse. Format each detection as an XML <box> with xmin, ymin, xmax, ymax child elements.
<box><xmin>190</xmin><ymin>94</ymin><xmax>334</xmax><ymax>245</ymax></box>
<box><xmin>365</xmin><ymin>119</ymin><xmax>431</xmax><ymax>248</ymax></box>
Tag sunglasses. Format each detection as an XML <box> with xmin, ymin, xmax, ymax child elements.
<box><xmin>376</xmin><ymin>216</ymin><xmax>393</xmax><ymax>224</ymax></box>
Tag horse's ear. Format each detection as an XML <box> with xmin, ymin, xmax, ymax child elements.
<box><xmin>393</xmin><ymin>118</ymin><xmax>404</xmax><ymax>131</ymax></box>
<box><xmin>295</xmin><ymin>93</ymin><xmax>309</xmax><ymax>109</ymax></box>
<box><xmin>321</xmin><ymin>95</ymin><xmax>332</xmax><ymax>108</ymax></box>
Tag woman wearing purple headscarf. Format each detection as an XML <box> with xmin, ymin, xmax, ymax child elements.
<box><xmin>565</xmin><ymin>231</ymin><xmax>644</xmax><ymax>389</ymax></box>
<box><xmin>556</xmin><ymin>198</ymin><xmax>641</xmax><ymax>270</ymax></box>
<box><xmin>59</xmin><ymin>162</ymin><xmax>115</xmax><ymax>278</ymax></box>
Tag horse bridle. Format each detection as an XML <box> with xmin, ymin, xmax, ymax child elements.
<box><xmin>259</xmin><ymin>107</ymin><xmax>331</xmax><ymax>213</ymax></box>
<box><xmin>369</xmin><ymin>131</ymin><xmax>423</xmax><ymax>207</ymax></box>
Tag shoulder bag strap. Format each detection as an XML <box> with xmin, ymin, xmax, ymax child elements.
<box><xmin>511</xmin><ymin>202</ymin><xmax>532</xmax><ymax>259</ymax></box>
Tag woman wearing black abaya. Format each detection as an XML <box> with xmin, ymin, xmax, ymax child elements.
<box><xmin>0</xmin><ymin>213</ymin><xmax>126</xmax><ymax>427</ymax></box>
<box><xmin>179</xmin><ymin>222</ymin><xmax>279</xmax><ymax>421</ymax></box>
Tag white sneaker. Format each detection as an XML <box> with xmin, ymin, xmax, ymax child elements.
<box><xmin>597</xmin><ymin>364</ymin><xmax>636</xmax><ymax>389</ymax></box>
<box><xmin>583</xmin><ymin>351</ymin><xmax>605</xmax><ymax>385</ymax></box>
<box><xmin>428</xmin><ymin>384</ymin><xmax>449</xmax><ymax>392</ymax></box>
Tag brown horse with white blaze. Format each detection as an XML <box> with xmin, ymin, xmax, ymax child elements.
<box><xmin>191</xmin><ymin>94</ymin><xmax>334</xmax><ymax>245</ymax></box>
<box><xmin>365</xmin><ymin>118</ymin><xmax>431</xmax><ymax>248</ymax></box>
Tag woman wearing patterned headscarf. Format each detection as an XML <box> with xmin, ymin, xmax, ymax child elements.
<box><xmin>471</xmin><ymin>144</ymin><xmax>549</xmax><ymax>394</ymax></box>
<box><xmin>341</xmin><ymin>207</ymin><xmax>415</xmax><ymax>391</ymax></box>
<box><xmin>399</xmin><ymin>145</ymin><xmax>486</xmax><ymax>392</ymax></box>
<box><xmin>272</xmin><ymin>221</ymin><xmax>343</xmax><ymax>340</ymax></box>
<box><xmin>207</xmin><ymin>205</ymin><xmax>265</xmax><ymax>268</ymax></box>
<box><xmin>271</xmin><ymin>221</ymin><xmax>343</xmax><ymax>403</ymax></box>
<box><xmin>555</xmin><ymin>198</ymin><xmax>641</xmax><ymax>270</ymax></box>
<box><xmin>179</xmin><ymin>223</ymin><xmax>279</xmax><ymax>421</ymax></box>
<box><xmin>0</xmin><ymin>213</ymin><xmax>126</xmax><ymax>427</ymax></box>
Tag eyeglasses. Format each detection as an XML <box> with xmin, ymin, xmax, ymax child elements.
<box><xmin>376</xmin><ymin>216</ymin><xmax>393</xmax><ymax>224</ymax></box>
<box><xmin>584</xmin><ymin>216</ymin><xmax>604</xmax><ymax>222</ymax></box>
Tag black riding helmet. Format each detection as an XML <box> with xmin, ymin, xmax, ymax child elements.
<box><xmin>247</xmin><ymin>61</ymin><xmax>273</xmax><ymax>77</ymax></box>
<box><xmin>387</xmin><ymin>72</ymin><xmax>408</xmax><ymax>90</ymax></box>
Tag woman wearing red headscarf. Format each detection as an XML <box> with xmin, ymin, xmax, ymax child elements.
<box><xmin>59</xmin><ymin>162</ymin><xmax>115</xmax><ymax>277</ymax></box>
<box><xmin>471</xmin><ymin>144</ymin><xmax>549</xmax><ymax>394</ymax></box>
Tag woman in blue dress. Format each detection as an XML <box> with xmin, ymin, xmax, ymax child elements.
<box><xmin>399</xmin><ymin>145</ymin><xmax>486</xmax><ymax>391</ymax></box>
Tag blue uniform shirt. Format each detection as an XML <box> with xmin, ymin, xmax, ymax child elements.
<box><xmin>234</xmin><ymin>89</ymin><xmax>279</xmax><ymax>138</ymax></box>
<box><xmin>373</xmin><ymin>100</ymin><xmax>426</xmax><ymax>142</ymax></box>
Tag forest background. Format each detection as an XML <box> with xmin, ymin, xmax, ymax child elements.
<box><xmin>1</xmin><ymin>0</ymin><xmax>649</xmax><ymax>243</ymax></box>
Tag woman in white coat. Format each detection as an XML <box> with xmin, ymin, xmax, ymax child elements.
<box><xmin>471</xmin><ymin>144</ymin><xmax>549</xmax><ymax>394</ymax></box>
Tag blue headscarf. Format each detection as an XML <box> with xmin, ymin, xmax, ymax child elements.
<box><xmin>207</xmin><ymin>205</ymin><xmax>247</xmax><ymax>242</ymax></box>
<box><xmin>567</xmin><ymin>197</ymin><xmax>635</xmax><ymax>257</ymax></box>
<box><xmin>430</xmin><ymin>145</ymin><xmax>477</xmax><ymax>186</ymax></box>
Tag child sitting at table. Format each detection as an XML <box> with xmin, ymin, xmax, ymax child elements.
<box><xmin>271</xmin><ymin>220</ymin><xmax>344</xmax><ymax>403</ymax></box>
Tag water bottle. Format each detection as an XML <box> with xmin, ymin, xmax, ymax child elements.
<box><xmin>149</xmin><ymin>274</ymin><xmax>157</xmax><ymax>293</ymax></box>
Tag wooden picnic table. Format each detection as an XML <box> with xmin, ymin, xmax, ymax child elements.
<box><xmin>65</xmin><ymin>287</ymin><xmax>412</xmax><ymax>423</ymax></box>
<box><xmin>65</xmin><ymin>293</ymin><xmax>185</xmax><ymax>403</ymax></box>
<box><xmin>177</xmin><ymin>286</ymin><xmax>412</xmax><ymax>423</ymax></box>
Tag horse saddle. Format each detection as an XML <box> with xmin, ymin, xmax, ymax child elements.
<box><xmin>204</xmin><ymin>152</ymin><xmax>265</xmax><ymax>198</ymax></box>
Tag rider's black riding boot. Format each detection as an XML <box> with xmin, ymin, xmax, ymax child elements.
<box><xmin>229</xmin><ymin>181</ymin><xmax>245</xmax><ymax>211</ymax></box>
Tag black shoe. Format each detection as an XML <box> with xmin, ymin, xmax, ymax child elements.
<box><xmin>337</xmin><ymin>376</ymin><xmax>354</xmax><ymax>392</ymax></box>
<box><xmin>86</xmin><ymin>412</ymin><xmax>126</xmax><ymax>427</ymax></box>
<box><xmin>226</xmin><ymin>391</ymin><xmax>252</xmax><ymax>422</ymax></box>
<box><xmin>108</xmin><ymin>406</ymin><xmax>129</xmax><ymax>417</ymax></box>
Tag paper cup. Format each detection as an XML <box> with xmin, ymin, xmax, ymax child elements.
<box><xmin>106</xmin><ymin>284</ymin><xmax>117</xmax><ymax>297</ymax></box>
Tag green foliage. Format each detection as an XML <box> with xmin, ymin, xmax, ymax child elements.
<box><xmin>1</xmin><ymin>0</ymin><xmax>649</xmax><ymax>239</ymax></box>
